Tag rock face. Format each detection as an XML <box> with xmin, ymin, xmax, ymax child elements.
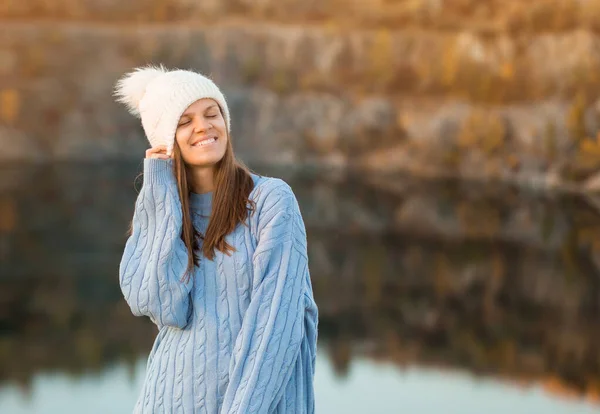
<box><xmin>0</xmin><ymin>22</ymin><xmax>405</xmax><ymax>164</ymax></box>
<box><xmin>3</xmin><ymin>1</ymin><xmax>600</xmax><ymax>188</ymax></box>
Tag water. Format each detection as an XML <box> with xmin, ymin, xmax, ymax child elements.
<box><xmin>1</xmin><ymin>354</ymin><xmax>598</xmax><ymax>414</ymax></box>
<box><xmin>1</xmin><ymin>161</ymin><xmax>600</xmax><ymax>413</ymax></box>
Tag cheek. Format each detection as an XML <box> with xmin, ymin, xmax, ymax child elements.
<box><xmin>219</xmin><ymin>133</ymin><xmax>228</xmax><ymax>150</ymax></box>
<box><xmin>175</xmin><ymin>128</ymin><xmax>190</xmax><ymax>144</ymax></box>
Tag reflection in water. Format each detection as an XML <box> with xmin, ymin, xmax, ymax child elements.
<box><xmin>1</xmin><ymin>352</ymin><xmax>599</xmax><ymax>414</ymax></box>
<box><xmin>1</xmin><ymin>161</ymin><xmax>600</xmax><ymax>411</ymax></box>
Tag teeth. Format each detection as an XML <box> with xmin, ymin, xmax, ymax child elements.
<box><xmin>192</xmin><ymin>137</ymin><xmax>216</xmax><ymax>147</ymax></box>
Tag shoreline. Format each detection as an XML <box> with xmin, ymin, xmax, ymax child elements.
<box><xmin>1</xmin><ymin>155</ymin><xmax>598</xmax><ymax>196</ymax></box>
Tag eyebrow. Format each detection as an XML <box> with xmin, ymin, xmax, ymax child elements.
<box><xmin>180</xmin><ymin>104</ymin><xmax>218</xmax><ymax>118</ymax></box>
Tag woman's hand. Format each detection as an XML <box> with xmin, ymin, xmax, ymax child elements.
<box><xmin>145</xmin><ymin>145</ymin><xmax>171</xmax><ymax>160</ymax></box>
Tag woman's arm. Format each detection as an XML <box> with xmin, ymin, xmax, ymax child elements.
<box><xmin>221</xmin><ymin>181</ymin><xmax>309</xmax><ymax>414</ymax></box>
<box><xmin>118</xmin><ymin>158</ymin><xmax>194</xmax><ymax>330</ymax></box>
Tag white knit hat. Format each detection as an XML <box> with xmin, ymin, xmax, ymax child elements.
<box><xmin>113</xmin><ymin>64</ymin><xmax>231</xmax><ymax>156</ymax></box>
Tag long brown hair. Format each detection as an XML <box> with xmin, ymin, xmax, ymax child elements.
<box><xmin>128</xmin><ymin>108</ymin><xmax>257</xmax><ymax>284</ymax></box>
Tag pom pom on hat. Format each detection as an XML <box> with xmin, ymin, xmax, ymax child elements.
<box><xmin>113</xmin><ymin>64</ymin><xmax>167</xmax><ymax>118</ymax></box>
<box><xmin>113</xmin><ymin>64</ymin><xmax>231</xmax><ymax>157</ymax></box>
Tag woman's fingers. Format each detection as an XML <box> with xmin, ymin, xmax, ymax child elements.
<box><xmin>145</xmin><ymin>145</ymin><xmax>169</xmax><ymax>159</ymax></box>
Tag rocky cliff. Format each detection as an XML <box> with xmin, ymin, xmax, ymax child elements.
<box><xmin>4</xmin><ymin>1</ymin><xmax>600</xmax><ymax>190</ymax></box>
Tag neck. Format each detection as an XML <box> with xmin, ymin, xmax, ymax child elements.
<box><xmin>188</xmin><ymin>165</ymin><xmax>216</xmax><ymax>193</ymax></box>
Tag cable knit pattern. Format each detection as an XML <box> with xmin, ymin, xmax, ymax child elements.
<box><xmin>119</xmin><ymin>158</ymin><xmax>318</xmax><ymax>414</ymax></box>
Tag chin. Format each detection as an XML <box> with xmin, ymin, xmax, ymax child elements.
<box><xmin>184</xmin><ymin>154</ymin><xmax>224</xmax><ymax>167</ymax></box>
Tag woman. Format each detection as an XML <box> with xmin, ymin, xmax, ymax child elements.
<box><xmin>114</xmin><ymin>64</ymin><xmax>319</xmax><ymax>413</ymax></box>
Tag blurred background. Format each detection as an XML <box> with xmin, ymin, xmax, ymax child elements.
<box><xmin>2</xmin><ymin>0</ymin><xmax>600</xmax><ymax>413</ymax></box>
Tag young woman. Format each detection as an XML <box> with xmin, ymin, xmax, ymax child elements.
<box><xmin>114</xmin><ymin>64</ymin><xmax>318</xmax><ymax>413</ymax></box>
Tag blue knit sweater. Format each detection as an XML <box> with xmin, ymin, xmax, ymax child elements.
<box><xmin>119</xmin><ymin>158</ymin><xmax>319</xmax><ymax>414</ymax></box>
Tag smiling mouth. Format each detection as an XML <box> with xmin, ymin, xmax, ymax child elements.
<box><xmin>191</xmin><ymin>136</ymin><xmax>218</xmax><ymax>147</ymax></box>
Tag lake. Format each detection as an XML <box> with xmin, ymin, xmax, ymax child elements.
<box><xmin>1</xmin><ymin>161</ymin><xmax>599</xmax><ymax>413</ymax></box>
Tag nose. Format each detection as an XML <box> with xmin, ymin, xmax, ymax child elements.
<box><xmin>192</xmin><ymin>116</ymin><xmax>212</xmax><ymax>133</ymax></box>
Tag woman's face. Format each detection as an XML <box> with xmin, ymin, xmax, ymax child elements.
<box><xmin>174</xmin><ymin>98</ymin><xmax>228</xmax><ymax>167</ymax></box>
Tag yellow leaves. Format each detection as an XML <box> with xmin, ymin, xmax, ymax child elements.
<box><xmin>396</xmin><ymin>110</ymin><xmax>411</xmax><ymax>131</ymax></box>
<box><xmin>441</xmin><ymin>40</ymin><xmax>459</xmax><ymax>86</ymax></box>
<box><xmin>579</xmin><ymin>135</ymin><xmax>600</xmax><ymax>157</ymax></box>
<box><xmin>580</xmin><ymin>0</ymin><xmax>600</xmax><ymax>31</ymax></box>
<box><xmin>457</xmin><ymin>125</ymin><xmax>478</xmax><ymax>149</ymax></box>
<box><xmin>372</xmin><ymin>29</ymin><xmax>393</xmax><ymax>59</ymax></box>
<box><xmin>572</xmin><ymin>129</ymin><xmax>600</xmax><ymax>176</ymax></box>
<box><xmin>482</xmin><ymin>119</ymin><xmax>506</xmax><ymax>154</ymax></box>
<box><xmin>500</xmin><ymin>62</ymin><xmax>514</xmax><ymax>80</ymax></box>
<box><xmin>22</xmin><ymin>46</ymin><xmax>45</xmax><ymax>77</ymax></box>
<box><xmin>566</xmin><ymin>91</ymin><xmax>587</xmax><ymax>144</ymax></box>
<box><xmin>152</xmin><ymin>1</ymin><xmax>169</xmax><ymax>21</ymax></box>
<box><xmin>368</xmin><ymin>29</ymin><xmax>394</xmax><ymax>87</ymax></box>
<box><xmin>0</xmin><ymin>88</ymin><xmax>20</xmax><ymax>125</ymax></box>
<box><xmin>457</xmin><ymin>110</ymin><xmax>506</xmax><ymax>155</ymax></box>
<box><xmin>506</xmin><ymin>154</ymin><xmax>520</xmax><ymax>170</ymax></box>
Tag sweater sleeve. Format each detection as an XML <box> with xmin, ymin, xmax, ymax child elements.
<box><xmin>118</xmin><ymin>158</ymin><xmax>194</xmax><ymax>330</ymax></box>
<box><xmin>221</xmin><ymin>181</ymin><xmax>309</xmax><ymax>414</ymax></box>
